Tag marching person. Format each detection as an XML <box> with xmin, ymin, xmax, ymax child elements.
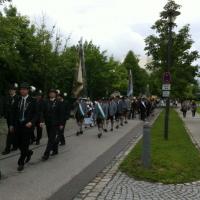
<box><xmin>95</xmin><ymin>99</ymin><xmax>106</xmax><ymax>138</ymax></box>
<box><xmin>102</xmin><ymin>98</ymin><xmax>109</xmax><ymax>132</ymax></box>
<box><xmin>10</xmin><ymin>83</ymin><xmax>38</xmax><ymax>171</ymax></box>
<box><xmin>131</xmin><ymin>97</ymin><xmax>138</xmax><ymax>119</ymax></box>
<box><xmin>114</xmin><ymin>96</ymin><xmax>120</xmax><ymax>129</ymax></box>
<box><xmin>2</xmin><ymin>85</ymin><xmax>19</xmax><ymax>155</ymax></box>
<box><xmin>57</xmin><ymin>92</ymin><xmax>69</xmax><ymax>146</ymax></box>
<box><xmin>34</xmin><ymin>90</ymin><xmax>45</xmax><ymax>145</ymax></box>
<box><xmin>74</xmin><ymin>98</ymin><xmax>87</xmax><ymax>136</ymax></box>
<box><xmin>118</xmin><ymin>96</ymin><xmax>128</xmax><ymax>126</ymax></box>
<box><xmin>107</xmin><ymin>97</ymin><xmax>117</xmax><ymax>131</ymax></box>
<box><xmin>41</xmin><ymin>89</ymin><xmax>65</xmax><ymax>161</ymax></box>
<box><xmin>139</xmin><ymin>97</ymin><xmax>147</xmax><ymax>121</ymax></box>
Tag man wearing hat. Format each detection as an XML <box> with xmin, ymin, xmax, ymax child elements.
<box><xmin>10</xmin><ymin>83</ymin><xmax>38</xmax><ymax>171</ymax></box>
<box><xmin>2</xmin><ymin>84</ymin><xmax>19</xmax><ymax>155</ymax></box>
<box><xmin>41</xmin><ymin>89</ymin><xmax>65</xmax><ymax>161</ymax></box>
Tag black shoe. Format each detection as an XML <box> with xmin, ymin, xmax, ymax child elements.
<box><xmin>35</xmin><ymin>141</ymin><xmax>40</xmax><ymax>145</ymax></box>
<box><xmin>25</xmin><ymin>150</ymin><xmax>33</xmax><ymax>163</ymax></box>
<box><xmin>42</xmin><ymin>155</ymin><xmax>49</xmax><ymax>161</ymax></box>
<box><xmin>125</xmin><ymin>121</ymin><xmax>128</xmax><ymax>124</ymax></box>
<box><xmin>110</xmin><ymin>128</ymin><xmax>113</xmax><ymax>132</ymax></box>
<box><xmin>76</xmin><ymin>131</ymin><xmax>80</xmax><ymax>136</ymax></box>
<box><xmin>17</xmin><ymin>165</ymin><xmax>24</xmax><ymax>172</ymax></box>
<box><xmin>120</xmin><ymin>123</ymin><xmax>123</xmax><ymax>126</ymax></box>
<box><xmin>98</xmin><ymin>133</ymin><xmax>102</xmax><ymax>138</ymax></box>
<box><xmin>80</xmin><ymin>131</ymin><xmax>83</xmax><ymax>135</ymax></box>
<box><xmin>2</xmin><ymin>150</ymin><xmax>10</xmax><ymax>155</ymax></box>
<box><xmin>104</xmin><ymin>129</ymin><xmax>108</xmax><ymax>132</ymax></box>
<box><xmin>51</xmin><ymin>151</ymin><xmax>58</xmax><ymax>156</ymax></box>
<box><xmin>116</xmin><ymin>125</ymin><xmax>119</xmax><ymax>129</ymax></box>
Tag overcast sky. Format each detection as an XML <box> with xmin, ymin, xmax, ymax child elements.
<box><xmin>10</xmin><ymin>0</ymin><xmax>200</xmax><ymax>65</ymax></box>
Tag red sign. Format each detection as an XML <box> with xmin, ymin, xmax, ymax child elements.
<box><xmin>163</xmin><ymin>72</ymin><xmax>171</xmax><ymax>84</ymax></box>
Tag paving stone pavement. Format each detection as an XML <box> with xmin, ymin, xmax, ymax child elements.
<box><xmin>74</xmin><ymin>109</ymin><xmax>200</xmax><ymax>200</ymax></box>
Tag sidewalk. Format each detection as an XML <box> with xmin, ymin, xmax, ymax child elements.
<box><xmin>0</xmin><ymin>118</ymin><xmax>143</xmax><ymax>200</ymax></box>
<box><xmin>73</xmin><ymin>109</ymin><xmax>200</xmax><ymax>200</ymax></box>
<box><xmin>177</xmin><ymin>109</ymin><xmax>200</xmax><ymax>150</ymax></box>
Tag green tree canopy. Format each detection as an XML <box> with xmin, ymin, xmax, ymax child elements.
<box><xmin>145</xmin><ymin>0</ymin><xmax>199</xmax><ymax>98</ymax></box>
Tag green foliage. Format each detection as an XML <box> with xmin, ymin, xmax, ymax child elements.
<box><xmin>120</xmin><ymin>109</ymin><xmax>200</xmax><ymax>184</ymax></box>
<box><xmin>145</xmin><ymin>0</ymin><xmax>199</xmax><ymax>98</ymax></box>
<box><xmin>0</xmin><ymin>6</ymin><xmax>133</xmax><ymax>98</ymax></box>
<box><xmin>122</xmin><ymin>51</ymin><xmax>149</xmax><ymax>96</ymax></box>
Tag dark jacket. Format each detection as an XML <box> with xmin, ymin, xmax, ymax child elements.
<box><xmin>11</xmin><ymin>96</ymin><xmax>38</xmax><ymax>127</ymax></box>
<box><xmin>3</xmin><ymin>95</ymin><xmax>19</xmax><ymax>125</ymax></box>
<box><xmin>36</xmin><ymin>98</ymin><xmax>45</xmax><ymax>123</ymax></box>
<box><xmin>42</xmin><ymin>99</ymin><xmax>65</xmax><ymax>126</ymax></box>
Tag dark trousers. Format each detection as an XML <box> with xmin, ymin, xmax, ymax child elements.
<box><xmin>140</xmin><ymin>111</ymin><xmax>146</xmax><ymax>121</ymax></box>
<box><xmin>16</xmin><ymin>124</ymin><xmax>32</xmax><ymax>166</ymax></box>
<box><xmin>44</xmin><ymin>125</ymin><xmax>59</xmax><ymax>156</ymax></box>
<box><xmin>4</xmin><ymin>124</ymin><xmax>18</xmax><ymax>151</ymax></box>
<box><xmin>36</xmin><ymin>123</ymin><xmax>43</xmax><ymax>142</ymax></box>
<box><xmin>58</xmin><ymin>123</ymin><xmax>66</xmax><ymax>145</ymax></box>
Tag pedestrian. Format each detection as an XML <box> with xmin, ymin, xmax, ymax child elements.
<box><xmin>114</xmin><ymin>96</ymin><xmax>121</xmax><ymax>129</ymax></box>
<box><xmin>131</xmin><ymin>97</ymin><xmax>138</xmax><ymax>119</ymax></box>
<box><xmin>2</xmin><ymin>84</ymin><xmax>19</xmax><ymax>155</ymax></box>
<box><xmin>57</xmin><ymin>92</ymin><xmax>70</xmax><ymax>146</ymax></box>
<box><xmin>191</xmin><ymin>100</ymin><xmax>197</xmax><ymax>117</ymax></box>
<box><xmin>74</xmin><ymin>98</ymin><xmax>87</xmax><ymax>136</ymax></box>
<box><xmin>107</xmin><ymin>97</ymin><xmax>117</xmax><ymax>131</ymax></box>
<box><xmin>34</xmin><ymin>90</ymin><xmax>45</xmax><ymax>145</ymax></box>
<box><xmin>41</xmin><ymin>89</ymin><xmax>65</xmax><ymax>161</ymax></box>
<box><xmin>102</xmin><ymin>98</ymin><xmax>109</xmax><ymax>132</ymax></box>
<box><xmin>95</xmin><ymin>100</ymin><xmax>106</xmax><ymax>138</ymax></box>
<box><xmin>139</xmin><ymin>97</ymin><xmax>147</xmax><ymax>121</ymax></box>
<box><xmin>10</xmin><ymin>82</ymin><xmax>37</xmax><ymax>171</ymax></box>
<box><xmin>181</xmin><ymin>100</ymin><xmax>188</xmax><ymax>118</ymax></box>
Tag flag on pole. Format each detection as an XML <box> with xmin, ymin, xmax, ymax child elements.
<box><xmin>72</xmin><ymin>38</ymin><xmax>87</xmax><ymax>98</ymax></box>
<box><xmin>127</xmin><ymin>69</ymin><xmax>133</xmax><ymax>97</ymax></box>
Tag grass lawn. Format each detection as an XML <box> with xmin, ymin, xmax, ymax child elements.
<box><xmin>197</xmin><ymin>107</ymin><xmax>200</xmax><ymax>114</ymax></box>
<box><xmin>120</xmin><ymin>109</ymin><xmax>200</xmax><ymax>184</ymax></box>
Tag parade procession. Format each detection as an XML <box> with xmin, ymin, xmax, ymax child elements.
<box><xmin>0</xmin><ymin>57</ymin><xmax>157</xmax><ymax>172</ymax></box>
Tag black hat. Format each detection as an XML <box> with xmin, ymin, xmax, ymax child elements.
<box><xmin>36</xmin><ymin>90</ymin><xmax>43</xmax><ymax>96</ymax></box>
<box><xmin>8</xmin><ymin>83</ymin><xmax>18</xmax><ymax>90</ymax></box>
<box><xmin>49</xmin><ymin>89</ymin><xmax>57</xmax><ymax>94</ymax></box>
<box><xmin>20</xmin><ymin>82</ymin><xmax>30</xmax><ymax>89</ymax></box>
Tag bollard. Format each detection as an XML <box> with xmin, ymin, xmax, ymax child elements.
<box><xmin>142</xmin><ymin>122</ymin><xmax>151</xmax><ymax>168</ymax></box>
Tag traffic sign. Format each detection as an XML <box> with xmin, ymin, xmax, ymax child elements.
<box><xmin>162</xmin><ymin>84</ymin><xmax>171</xmax><ymax>91</ymax></box>
<box><xmin>163</xmin><ymin>72</ymin><xmax>171</xmax><ymax>84</ymax></box>
<box><xmin>162</xmin><ymin>91</ymin><xmax>170</xmax><ymax>97</ymax></box>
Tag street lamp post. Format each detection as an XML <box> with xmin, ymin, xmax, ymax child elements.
<box><xmin>163</xmin><ymin>9</ymin><xmax>180</xmax><ymax>140</ymax></box>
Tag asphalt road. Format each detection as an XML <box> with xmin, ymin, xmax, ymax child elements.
<box><xmin>0</xmin><ymin>118</ymin><xmax>143</xmax><ymax>200</ymax></box>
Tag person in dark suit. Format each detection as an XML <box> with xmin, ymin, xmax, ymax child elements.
<box><xmin>10</xmin><ymin>83</ymin><xmax>38</xmax><ymax>171</ymax></box>
<box><xmin>57</xmin><ymin>92</ymin><xmax>69</xmax><ymax>146</ymax></box>
<box><xmin>139</xmin><ymin>97</ymin><xmax>147</xmax><ymax>121</ymax></box>
<box><xmin>34</xmin><ymin>90</ymin><xmax>45</xmax><ymax>145</ymax></box>
<box><xmin>41</xmin><ymin>89</ymin><xmax>65</xmax><ymax>161</ymax></box>
<box><xmin>2</xmin><ymin>85</ymin><xmax>19</xmax><ymax>155</ymax></box>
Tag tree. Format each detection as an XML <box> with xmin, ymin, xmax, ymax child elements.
<box><xmin>145</xmin><ymin>0</ymin><xmax>199</xmax><ymax>98</ymax></box>
<box><xmin>0</xmin><ymin>0</ymin><xmax>11</xmax><ymax>4</ymax></box>
<box><xmin>122</xmin><ymin>51</ymin><xmax>149</xmax><ymax>96</ymax></box>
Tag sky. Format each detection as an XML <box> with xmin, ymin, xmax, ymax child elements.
<box><xmin>9</xmin><ymin>0</ymin><xmax>200</xmax><ymax>66</ymax></box>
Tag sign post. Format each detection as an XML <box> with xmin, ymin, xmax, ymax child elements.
<box><xmin>163</xmin><ymin>72</ymin><xmax>171</xmax><ymax>140</ymax></box>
